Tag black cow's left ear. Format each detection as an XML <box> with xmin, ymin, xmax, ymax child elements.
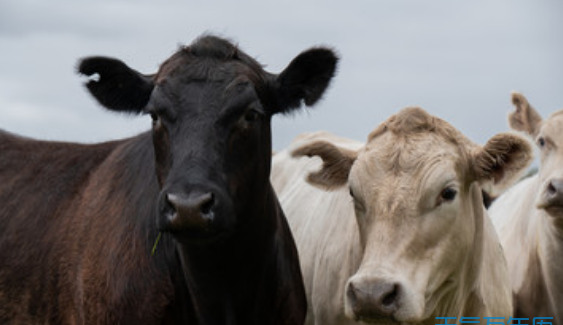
<box><xmin>78</xmin><ymin>56</ymin><xmax>154</xmax><ymax>114</ymax></box>
<box><xmin>272</xmin><ymin>48</ymin><xmax>338</xmax><ymax>115</ymax></box>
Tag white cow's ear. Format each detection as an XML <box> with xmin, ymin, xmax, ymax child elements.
<box><xmin>509</xmin><ymin>92</ymin><xmax>543</xmax><ymax>137</ymax></box>
<box><xmin>291</xmin><ymin>140</ymin><xmax>357</xmax><ymax>190</ymax></box>
<box><xmin>473</xmin><ymin>133</ymin><xmax>533</xmax><ymax>192</ymax></box>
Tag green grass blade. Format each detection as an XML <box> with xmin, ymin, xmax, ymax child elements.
<box><xmin>151</xmin><ymin>232</ymin><xmax>162</xmax><ymax>257</ymax></box>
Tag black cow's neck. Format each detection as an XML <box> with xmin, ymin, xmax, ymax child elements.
<box><xmin>174</xmin><ymin>185</ymin><xmax>280</xmax><ymax>325</ymax></box>
<box><xmin>114</xmin><ymin>133</ymin><xmax>304</xmax><ymax>325</ymax></box>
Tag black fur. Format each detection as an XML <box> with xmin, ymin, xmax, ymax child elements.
<box><xmin>1</xmin><ymin>35</ymin><xmax>339</xmax><ymax>325</ymax></box>
<box><xmin>274</xmin><ymin>48</ymin><xmax>338</xmax><ymax>114</ymax></box>
<box><xmin>78</xmin><ymin>57</ymin><xmax>154</xmax><ymax>113</ymax></box>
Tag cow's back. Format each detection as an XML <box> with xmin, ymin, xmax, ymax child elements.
<box><xmin>0</xmin><ymin>131</ymin><xmax>180</xmax><ymax>324</ymax></box>
<box><xmin>0</xmin><ymin>131</ymin><xmax>116</xmax><ymax>321</ymax></box>
<box><xmin>271</xmin><ymin>132</ymin><xmax>363</xmax><ymax>325</ymax></box>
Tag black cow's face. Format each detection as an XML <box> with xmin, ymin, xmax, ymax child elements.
<box><xmin>147</xmin><ymin>59</ymin><xmax>273</xmax><ymax>242</ymax></box>
<box><xmin>78</xmin><ymin>35</ymin><xmax>338</xmax><ymax>244</ymax></box>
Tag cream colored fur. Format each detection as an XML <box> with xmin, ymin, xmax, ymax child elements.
<box><xmin>272</xmin><ymin>107</ymin><xmax>532</xmax><ymax>325</ymax></box>
<box><xmin>490</xmin><ymin>92</ymin><xmax>563</xmax><ymax>322</ymax></box>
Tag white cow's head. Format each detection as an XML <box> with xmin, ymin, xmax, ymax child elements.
<box><xmin>509</xmin><ymin>92</ymin><xmax>563</xmax><ymax>217</ymax></box>
<box><xmin>293</xmin><ymin>107</ymin><xmax>532</xmax><ymax>323</ymax></box>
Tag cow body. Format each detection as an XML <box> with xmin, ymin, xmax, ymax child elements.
<box><xmin>271</xmin><ymin>133</ymin><xmax>362</xmax><ymax>325</ymax></box>
<box><xmin>0</xmin><ymin>35</ymin><xmax>338</xmax><ymax>325</ymax></box>
<box><xmin>272</xmin><ymin>107</ymin><xmax>532</xmax><ymax>325</ymax></box>
<box><xmin>490</xmin><ymin>93</ymin><xmax>563</xmax><ymax>322</ymax></box>
<box><xmin>0</xmin><ymin>132</ymin><xmax>180</xmax><ymax>324</ymax></box>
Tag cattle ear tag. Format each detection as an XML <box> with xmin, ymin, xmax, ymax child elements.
<box><xmin>82</xmin><ymin>73</ymin><xmax>100</xmax><ymax>83</ymax></box>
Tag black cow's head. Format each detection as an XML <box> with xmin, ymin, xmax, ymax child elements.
<box><xmin>78</xmin><ymin>35</ymin><xmax>338</xmax><ymax>244</ymax></box>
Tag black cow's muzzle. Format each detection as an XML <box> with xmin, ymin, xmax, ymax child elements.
<box><xmin>157</xmin><ymin>186</ymin><xmax>234</xmax><ymax>241</ymax></box>
<box><xmin>166</xmin><ymin>192</ymin><xmax>215</xmax><ymax>229</ymax></box>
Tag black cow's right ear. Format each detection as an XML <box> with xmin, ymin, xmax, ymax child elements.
<box><xmin>78</xmin><ymin>56</ymin><xmax>154</xmax><ymax>114</ymax></box>
<box><xmin>271</xmin><ymin>48</ymin><xmax>338</xmax><ymax>115</ymax></box>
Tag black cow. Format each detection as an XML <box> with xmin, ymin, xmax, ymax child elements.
<box><xmin>0</xmin><ymin>35</ymin><xmax>338</xmax><ymax>325</ymax></box>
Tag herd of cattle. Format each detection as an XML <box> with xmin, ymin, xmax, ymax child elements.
<box><xmin>0</xmin><ymin>35</ymin><xmax>561</xmax><ymax>325</ymax></box>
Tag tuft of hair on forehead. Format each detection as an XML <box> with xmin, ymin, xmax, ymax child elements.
<box><xmin>386</xmin><ymin>107</ymin><xmax>437</xmax><ymax>133</ymax></box>
<box><xmin>367</xmin><ymin>106</ymin><xmax>472</xmax><ymax>147</ymax></box>
<box><xmin>185</xmin><ymin>35</ymin><xmax>240</xmax><ymax>60</ymax></box>
<box><xmin>154</xmin><ymin>34</ymin><xmax>266</xmax><ymax>85</ymax></box>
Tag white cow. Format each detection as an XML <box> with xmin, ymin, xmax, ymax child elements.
<box><xmin>272</xmin><ymin>107</ymin><xmax>533</xmax><ymax>325</ymax></box>
<box><xmin>490</xmin><ymin>93</ymin><xmax>563</xmax><ymax>322</ymax></box>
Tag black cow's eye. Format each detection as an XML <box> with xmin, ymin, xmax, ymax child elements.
<box><xmin>244</xmin><ymin>109</ymin><xmax>260</xmax><ymax>122</ymax></box>
<box><xmin>441</xmin><ymin>187</ymin><xmax>457</xmax><ymax>202</ymax></box>
<box><xmin>349</xmin><ymin>188</ymin><xmax>355</xmax><ymax>198</ymax></box>
<box><xmin>150</xmin><ymin>113</ymin><xmax>162</xmax><ymax>127</ymax></box>
<box><xmin>538</xmin><ymin>137</ymin><xmax>546</xmax><ymax>148</ymax></box>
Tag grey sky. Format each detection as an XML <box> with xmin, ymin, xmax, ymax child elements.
<box><xmin>0</xmin><ymin>0</ymin><xmax>562</xmax><ymax>153</ymax></box>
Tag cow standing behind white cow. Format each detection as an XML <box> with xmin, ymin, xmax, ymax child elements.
<box><xmin>490</xmin><ymin>93</ymin><xmax>563</xmax><ymax>322</ymax></box>
<box><xmin>272</xmin><ymin>107</ymin><xmax>533</xmax><ymax>325</ymax></box>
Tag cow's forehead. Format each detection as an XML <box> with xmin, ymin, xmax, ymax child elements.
<box><xmin>149</xmin><ymin>50</ymin><xmax>265</xmax><ymax>117</ymax></box>
<box><xmin>541</xmin><ymin>110</ymin><xmax>563</xmax><ymax>141</ymax></box>
<box><xmin>359</xmin><ymin>132</ymin><xmax>464</xmax><ymax>178</ymax></box>
<box><xmin>154</xmin><ymin>37</ymin><xmax>266</xmax><ymax>86</ymax></box>
<box><xmin>366</xmin><ymin>107</ymin><xmax>472</xmax><ymax>146</ymax></box>
<box><xmin>349</xmin><ymin>108</ymin><xmax>476</xmax><ymax>199</ymax></box>
<box><xmin>362</xmin><ymin>107</ymin><xmax>473</xmax><ymax>170</ymax></box>
<box><xmin>156</xmin><ymin>55</ymin><xmax>261</xmax><ymax>86</ymax></box>
<box><xmin>349</xmin><ymin>134</ymin><xmax>463</xmax><ymax>222</ymax></box>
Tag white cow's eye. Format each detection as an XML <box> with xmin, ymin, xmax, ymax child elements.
<box><xmin>537</xmin><ymin>137</ymin><xmax>546</xmax><ymax>148</ymax></box>
<box><xmin>440</xmin><ymin>187</ymin><xmax>457</xmax><ymax>202</ymax></box>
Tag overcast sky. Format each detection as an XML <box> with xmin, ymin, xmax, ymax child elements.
<box><xmin>1</xmin><ymin>0</ymin><xmax>562</xmax><ymax>153</ymax></box>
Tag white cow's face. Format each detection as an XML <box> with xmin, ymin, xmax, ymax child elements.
<box><xmin>509</xmin><ymin>93</ymin><xmax>563</xmax><ymax>217</ymax></box>
<box><xmin>534</xmin><ymin>114</ymin><xmax>563</xmax><ymax>216</ymax></box>
<box><xmin>292</xmin><ymin>107</ymin><xmax>532</xmax><ymax>323</ymax></box>
<box><xmin>345</xmin><ymin>132</ymin><xmax>474</xmax><ymax>322</ymax></box>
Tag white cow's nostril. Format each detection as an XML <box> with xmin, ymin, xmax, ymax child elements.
<box><xmin>547</xmin><ymin>182</ymin><xmax>557</xmax><ymax>196</ymax></box>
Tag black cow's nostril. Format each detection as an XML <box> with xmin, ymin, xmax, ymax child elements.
<box><xmin>200</xmin><ymin>193</ymin><xmax>215</xmax><ymax>215</ymax></box>
<box><xmin>164</xmin><ymin>194</ymin><xmax>175</xmax><ymax>213</ymax></box>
